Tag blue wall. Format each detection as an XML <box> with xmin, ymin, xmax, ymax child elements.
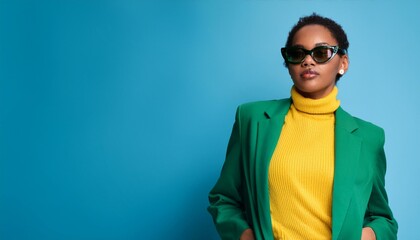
<box><xmin>1</xmin><ymin>1</ymin><xmax>419</xmax><ymax>239</ymax></box>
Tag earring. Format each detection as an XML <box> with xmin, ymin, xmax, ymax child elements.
<box><xmin>339</xmin><ymin>69</ymin><xmax>345</xmax><ymax>75</ymax></box>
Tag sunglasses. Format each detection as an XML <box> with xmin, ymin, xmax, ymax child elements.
<box><xmin>281</xmin><ymin>45</ymin><xmax>347</xmax><ymax>64</ymax></box>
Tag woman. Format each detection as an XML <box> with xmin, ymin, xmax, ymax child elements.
<box><xmin>208</xmin><ymin>14</ymin><xmax>398</xmax><ymax>240</ymax></box>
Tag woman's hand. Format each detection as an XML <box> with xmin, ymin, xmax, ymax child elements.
<box><xmin>361</xmin><ymin>227</ymin><xmax>376</xmax><ymax>240</ymax></box>
<box><xmin>240</xmin><ymin>228</ymin><xmax>255</xmax><ymax>240</ymax></box>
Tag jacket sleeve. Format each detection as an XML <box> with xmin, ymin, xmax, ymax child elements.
<box><xmin>208</xmin><ymin>107</ymin><xmax>251</xmax><ymax>240</ymax></box>
<box><xmin>363</xmin><ymin>128</ymin><xmax>398</xmax><ymax>239</ymax></box>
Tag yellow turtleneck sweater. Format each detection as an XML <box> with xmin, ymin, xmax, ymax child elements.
<box><xmin>269</xmin><ymin>86</ymin><xmax>340</xmax><ymax>240</ymax></box>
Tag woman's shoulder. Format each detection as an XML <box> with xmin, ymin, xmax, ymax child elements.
<box><xmin>353</xmin><ymin>116</ymin><xmax>383</xmax><ymax>131</ymax></box>
<box><xmin>237</xmin><ymin>98</ymin><xmax>291</xmax><ymax>119</ymax></box>
<box><xmin>354</xmin><ymin>116</ymin><xmax>385</xmax><ymax>141</ymax></box>
<box><xmin>340</xmin><ymin>108</ymin><xmax>385</xmax><ymax>142</ymax></box>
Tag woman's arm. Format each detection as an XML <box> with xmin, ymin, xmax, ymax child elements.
<box><xmin>208</xmin><ymin>107</ymin><xmax>251</xmax><ymax>239</ymax></box>
<box><xmin>363</xmin><ymin>128</ymin><xmax>398</xmax><ymax>239</ymax></box>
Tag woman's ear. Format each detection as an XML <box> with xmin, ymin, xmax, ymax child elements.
<box><xmin>340</xmin><ymin>55</ymin><xmax>349</xmax><ymax>73</ymax></box>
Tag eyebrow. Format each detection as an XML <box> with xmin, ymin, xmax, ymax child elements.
<box><xmin>315</xmin><ymin>42</ymin><xmax>331</xmax><ymax>46</ymax></box>
<box><xmin>291</xmin><ymin>42</ymin><xmax>333</xmax><ymax>48</ymax></box>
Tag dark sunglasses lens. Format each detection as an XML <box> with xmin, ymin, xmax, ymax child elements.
<box><xmin>312</xmin><ymin>47</ymin><xmax>333</xmax><ymax>63</ymax></box>
<box><xmin>286</xmin><ymin>48</ymin><xmax>306</xmax><ymax>63</ymax></box>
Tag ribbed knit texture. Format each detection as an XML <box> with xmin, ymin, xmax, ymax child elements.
<box><xmin>269</xmin><ymin>86</ymin><xmax>340</xmax><ymax>240</ymax></box>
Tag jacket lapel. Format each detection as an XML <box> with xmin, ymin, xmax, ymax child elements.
<box><xmin>332</xmin><ymin>107</ymin><xmax>362</xmax><ymax>240</ymax></box>
<box><xmin>254</xmin><ymin>99</ymin><xmax>291</xmax><ymax>238</ymax></box>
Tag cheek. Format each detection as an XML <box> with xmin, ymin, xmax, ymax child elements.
<box><xmin>330</xmin><ymin>59</ymin><xmax>342</xmax><ymax>72</ymax></box>
<box><xmin>288</xmin><ymin>66</ymin><xmax>300</xmax><ymax>78</ymax></box>
<box><xmin>321</xmin><ymin>61</ymin><xmax>340</xmax><ymax>76</ymax></box>
<box><xmin>329</xmin><ymin>66</ymin><xmax>339</xmax><ymax>77</ymax></box>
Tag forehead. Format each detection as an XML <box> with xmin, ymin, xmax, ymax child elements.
<box><xmin>292</xmin><ymin>24</ymin><xmax>337</xmax><ymax>47</ymax></box>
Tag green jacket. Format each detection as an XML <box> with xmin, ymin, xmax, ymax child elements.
<box><xmin>208</xmin><ymin>99</ymin><xmax>398</xmax><ymax>240</ymax></box>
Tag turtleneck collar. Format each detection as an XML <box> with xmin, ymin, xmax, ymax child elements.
<box><xmin>291</xmin><ymin>86</ymin><xmax>340</xmax><ymax>114</ymax></box>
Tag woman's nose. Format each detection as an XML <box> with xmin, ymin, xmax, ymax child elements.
<box><xmin>301</xmin><ymin>54</ymin><xmax>315</xmax><ymax>67</ymax></box>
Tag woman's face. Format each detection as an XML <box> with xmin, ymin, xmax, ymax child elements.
<box><xmin>287</xmin><ymin>24</ymin><xmax>348</xmax><ymax>99</ymax></box>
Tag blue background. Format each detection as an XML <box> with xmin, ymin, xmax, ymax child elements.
<box><xmin>1</xmin><ymin>0</ymin><xmax>419</xmax><ymax>239</ymax></box>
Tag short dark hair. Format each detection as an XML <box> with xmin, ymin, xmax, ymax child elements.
<box><xmin>284</xmin><ymin>13</ymin><xmax>349</xmax><ymax>81</ymax></box>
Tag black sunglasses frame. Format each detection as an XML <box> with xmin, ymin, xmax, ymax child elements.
<box><xmin>281</xmin><ymin>45</ymin><xmax>347</xmax><ymax>64</ymax></box>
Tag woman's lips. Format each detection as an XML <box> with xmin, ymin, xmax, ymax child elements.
<box><xmin>301</xmin><ymin>69</ymin><xmax>319</xmax><ymax>79</ymax></box>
